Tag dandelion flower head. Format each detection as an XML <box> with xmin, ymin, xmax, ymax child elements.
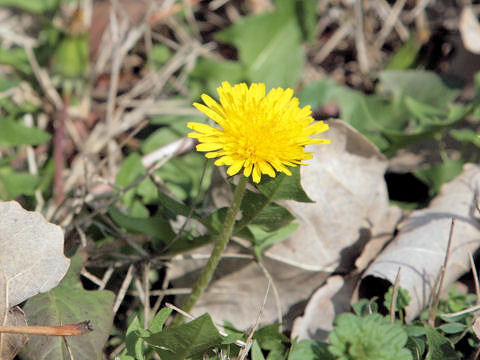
<box><xmin>187</xmin><ymin>81</ymin><xmax>330</xmax><ymax>183</ymax></box>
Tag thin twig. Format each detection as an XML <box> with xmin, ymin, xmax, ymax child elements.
<box><xmin>390</xmin><ymin>268</ymin><xmax>402</xmax><ymax>324</ymax></box>
<box><xmin>113</xmin><ymin>264</ymin><xmax>135</xmax><ymax>314</ymax></box>
<box><xmin>0</xmin><ymin>321</ymin><xmax>92</xmax><ymax>336</ymax></box>
<box><xmin>429</xmin><ymin>218</ymin><xmax>456</xmax><ymax>327</ymax></box>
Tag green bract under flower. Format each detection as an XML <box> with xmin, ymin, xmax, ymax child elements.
<box><xmin>188</xmin><ymin>81</ymin><xmax>330</xmax><ymax>183</ymax></box>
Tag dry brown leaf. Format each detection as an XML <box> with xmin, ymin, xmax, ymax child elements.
<box><xmin>0</xmin><ymin>201</ymin><xmax>70</xmax><ymax>358</ymax></box>
<box><xmin>460</xmin><ymin>6</ymin><xmax>480</xmax><ymax>54</ymax></box>
<box><xmin>360</xmin><ymin>164</ymin><xmax>480</xmax><ymax>321</ymax></box>
<box><xmin>0</xmin><ymin>201</ymin><xmax>70</xmax><ymax>308</ymax></box>
<box><xmin>291</xmin><ymin>275</ymin><xmax>358</xmax><ymax>342</ymax></box>
<box><xmin>171</xmin><ymin>254</ymin><xmax>329</xmax><ymax>330</ymax></box>
<box><xmin>265</xmin><ymin>120</ymin><xmax>401</xmax><ymax>272</ymax></box>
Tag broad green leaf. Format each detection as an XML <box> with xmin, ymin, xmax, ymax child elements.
<box><xmin>288</xmin><ymin>340</ymin><xmax>334</xmax><ymax>360</ymax></box>
<box><xmin>383</xmin><ymin>286</ymin><xmax>411</xmax><ymax>312</ymax></box>
<box><xmin>216</xmin><ymin>0</ymin><xmax>303</xmax><ymax>88</ymax></box>
<box><xmin>0</xmin><ymin>118</ymin><xmax>50</xmax><ymax>146</ymax></box>
<box><xmin>424</xmin><ymin>325</ymin><xmax>459</xmax><ymax>360</ymax></box>
<box><xmin>378</xmin><ymin>70</ymin><xmax>462</xmax><ymax>108</ymax></box>
<box><xmin>162</xmin><ymin>234</ymin><xmax>213</xmax><ymax>256</ymax></box>
<box><xmin>0</xmin><ymin>167</ymin><xmax>38</xmax><ymax>200</ymax></box>
<box><xmin>254</xmin><ymin>324</ymin><xmax>289</xmax><ymax>354</ymax></box>
<box><xmin>256</xmin><ymin>167</ymin><xmax>313</xmax><ymax>203</ymax></box>
<box><xmin>143</xmin><ymin>313</ymin><xmax>224</xmax><ymax>360</ymax></box>
<box><xmin>298</xmin><ymin>78</ymin><xmax>338</xmax><ymax>109</ymax></box>
<box><xmin>20</xmin><ymin>251</ymin><xmax>115</xmax><ymax>360</ymax></box>
<box><xmin>295</xmin><ymin>0</ymin><xmax>318</xmax><ymax>43</ymax></box>
<box><xmin>0</xmin><ymin>78</ymin><xmax>19</xmax><ymax>92</ymax></box>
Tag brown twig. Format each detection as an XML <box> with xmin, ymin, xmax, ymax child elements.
<box><xmin>0</xmin><ymin>321</ymin><xmax>92</xmax><ymax>336</ymax></box>
<box><xmin>54</xmin><ymin>96</ymin><xmax>69</xmax><ymax>205</ymax></box>
<box><xmin>390</xmin><ymin>268</ymin><xmax>402</xmax><ymax>325</ymax></box>
<box><xmin>428</xmin><ymin>218</ymin><xmax>456</xmax><ymax>327</ymax></box>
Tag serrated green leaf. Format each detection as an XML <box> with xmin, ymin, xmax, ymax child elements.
<box><xmin>256</xmin><ymin>167</ymin><xmax>313</xmax><ymax>203</ymax></box>
<box><xmin>424</xmin><ymin>325</ymin><xmax>460</xmax><ymax>360</ymax></box>
<box><xmin>216</xmin><ymin>0</ymin><xmax>303</xmax><ymax>88</ymax></box>
<box><xmin>143</xmin><ymin>313</ymin><xmax>224</xmax><ymax>360</ymax></box>
<box><xmin>288</xmin><ymin>339</ymin><xmax>334</xmax><ymax>360</ymax></box>
<box><xmin>329</xmin><ymin>313</ymin><xmax>412</xmax><ymax>360</ymax></box>
<box><xmin>20</xmin><ymin>251</ymin><xmax>115</xmax><ymax>360</ymax></box>
<box><xmin>0</xmin><ymin>118</ymin><xmax>51</xmax><ymax>146</ymax></box>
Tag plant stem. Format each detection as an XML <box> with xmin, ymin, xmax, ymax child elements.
<box><xmin>172</xmin><ymin>176</ymin><xmax>248</xmax><ymax>325</ymax></box>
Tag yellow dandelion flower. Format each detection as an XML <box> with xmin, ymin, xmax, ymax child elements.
<box><xmin>187</xmin><ymin>81</ymin><xmax>330</xmax><ymax>183</ymax></box>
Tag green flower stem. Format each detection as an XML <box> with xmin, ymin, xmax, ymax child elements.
<box><xmin>172</xmin><ymin>175</ymin><xmax>248</xmax><ymax>325</ymax></box>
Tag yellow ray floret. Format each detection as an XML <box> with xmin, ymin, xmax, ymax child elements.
<box><xmin>188</xmin><ymin>81</ymin><xmax>330</xmax><ymax>183</ymax></box>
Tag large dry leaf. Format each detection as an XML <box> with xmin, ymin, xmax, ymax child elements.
<box><xmin>265</xmin><ymin>120</ymin><xmax>401</xmax><ymax>271</ymax></box>
<box><xmin>0</xmin><ymin>201</ymin><xmax>70</xmax><ymax>308</ymax></box>
<box><xmin>460</xmin><ymin>6</ymin><xmax>480</xmax><ymax>54</ymax></box>
<box><xmin>361</xmin><ymin>164</ymin><xmax>480</xmax><ymax>321</ymax></box>
<box><xmin>291</xmin><ymin>275</ymin><xmax>358</xmax><ymax>342</ymax></box>
<box><xmin>172</xmin><ymin>255</ymin><xmax>329</xmax><ymax>330</ymax></box>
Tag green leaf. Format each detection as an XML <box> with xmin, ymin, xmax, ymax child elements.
<box><xmin>450</xmin><ymin>128</ymin><xmax>480</xmax><ymax>148</ymax></box>
<box><xmin>288</xmin><ymin>339</ymin><xmax>334</xmax><ymax>360</ymax></box>
<box><xmin>438</xmin><ymin>322</ymin><xmax>467</xmax><ymax>334</ymax></box>
<box><xmin>250</xmin><ymin>222</ymin><xmax>299</xmax><ymax>259</ymax></box>
<box><xmin>297</xmin><ymin>78</ymin><xmax>338</xmax><ymax>109</ymax></box>
<box><xmin>378</xmin><ymin>71</ymin><xmax>462</xmax><ymax>108</ymax></box>
<box><xmin>0</xmin><ymin>47</ymin><xmax>32</xmax><ymax>74</ymax></box>
<box><xmin>236</xmin><ymin>190</ymin><xmax>295</xmax><ymax>233</ymax></box>
<box><xmin>256</xmin><ymin>166</ymin><xmax>313</xmax><ymax>203</ymax></box>
<box><xmin>141</xmin><ymin>126</ymin><xmax>189</xmax><ymax>154</ymax></box>
<box><xmin>424</xmin><ymin>325</ymin><xmax>460</xmax><ymax>360</ymax></box>
<box><xmin>189</xmin><ymin>58</ymin><xmax>246</xmax><ymax>98</ymax></box>
<box><xmin>295</xmin><ymin>0</ymin><xmax>318</xmax><ymax>43</ymax></box>
<box><xmin>414</xmin><ymin>159</ymin><xmax>464</xmax><ymax>196</ymax></box>
<box><xmin>216</xmin><ymin>0</ymin><xmax>304</xmax><ymax>88</ymax></box>
<box><xmin>0</xmin><ymin>167</ymin><xmax>39</xmax><ymax>200</ymax></box>
<box><xmin>53</xmin><ymin>34</ymin><xmax>89</xmax><ymax>79</ymax></box>
<box><xmin>0</xmin><ymin>118</ymin><xmax>51</xmax><ymax>146</ymax></box>
<box><xmin>0</xmin><ymin>78</ymin><xmax>19</xmax><ymax>92</ymax></box>
<box><xmin>0</xmin><ymin>0</ymin><xmax>58</xmax><ymax>13</ymax></box>
<box><xmin>383</xmin><ymin>286</ymin><xmax>411</xmax><ymax>312</ymax></box>
<box><xmin>125</xmin><ymin>317</ymin><xmax>146</xmax><ymax>360</ymax></box>
<box><xmin>385</xmin><ymin>37</ymin><xmax>421</xmax><ymax>70</ymax></box>
<box><xmin>108</xmin><ymin>206</ymin><xmax>175</xmax><ymax>246</ymax></box>
<box><xmin>329</xmin><ymin>313</ymin><xmax>412</xmax><ymax>360</ymax></box>
<box><xmin>252</xmin><ymin>340</ymin><xmax>266</xmax><ymax>360</ymax></box>
<box><xmin>149</xmin><ymin>308</ymin><xmax>173</xmax><ymax>333</ymax></box>
<box><xmin>143</xmin><ymin>313</ymin><xmax>224</xmax><ymax>360</ymax></box>
<box><xmin>20</xmin><ymin>251</ymin><xmax>115</xmax><ymax>360</ymax></box>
